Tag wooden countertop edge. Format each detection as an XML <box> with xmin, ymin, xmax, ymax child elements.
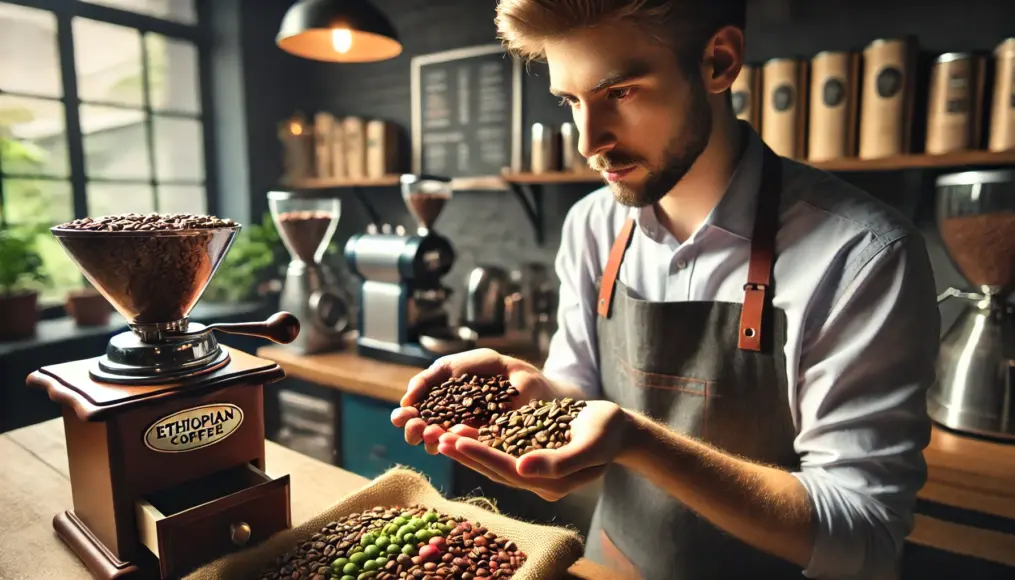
<box><xmin>909</xmin><ymin>514</ymin><xmax>1015</xmax><ymax>568</ymax></box>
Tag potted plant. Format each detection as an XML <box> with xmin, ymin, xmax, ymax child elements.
<box><xmin>204</xmin><ymin>212</ymin><xmax>288</xmax><ymax>305</ymax></box>
<box><xmin>0</xmin><ymin>225</ymin><xmax>50</xmax><ymax>341</ymax></box>
<box><xmin>65</xmin><ymin>279</ymin><xmax>112</xmax><ymax>327</ymax></box>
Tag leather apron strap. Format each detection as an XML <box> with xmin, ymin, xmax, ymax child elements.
<box><xmin>596</xmin><ymin>147</ymin><xmax>782</xmax><ymax>352</ymax></box>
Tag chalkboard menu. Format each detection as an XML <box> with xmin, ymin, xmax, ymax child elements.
<box><xmin>411</xmin><ymin>44</ymin><xmax>522</xmax><ymax>177</ymax></box>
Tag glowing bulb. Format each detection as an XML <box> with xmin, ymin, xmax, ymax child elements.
<box><xmin>331</xmin><ymin>28</ymin><xmax>352</xmax><ymax>53</ymax></box>
<box><xmin>290</xmin><ymin>122</ymin><xmax>302</xmax><ymax>136</ymax></box>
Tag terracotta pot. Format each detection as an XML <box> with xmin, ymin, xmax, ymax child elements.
<box><xmin>66</xmin><ymin>288</ymin><xmax>112</xmax><ymax>327</ymax></box>
<box><xmin>0</xmin><ymin>290</ymin><xmax>39</xmax><ymax>341</ymax></box>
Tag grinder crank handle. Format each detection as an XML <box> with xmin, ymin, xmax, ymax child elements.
<box><xmin>205</xmin><ymin>312</ymin><xmax>301</xmax><ymax>344</ymax></box>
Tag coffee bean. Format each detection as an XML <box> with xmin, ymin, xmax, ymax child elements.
<box><xmin>477</xmin><ymin>398</ymin><xmax>586</xmax><ymax>458</ymax></box>
<box><xmin>414</xmin><ymin>374</ymin><xmax>520</xmax><ymax>429</ymax></box>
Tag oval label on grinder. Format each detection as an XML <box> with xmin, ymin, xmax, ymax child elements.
<box><xmin>144</xmin><ymin>404</ymin><xmax>244</xmax><ymax>453</ymax></box>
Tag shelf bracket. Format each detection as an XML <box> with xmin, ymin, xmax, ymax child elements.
<box><xmin>506</xmin><ymin>182</ymin><xmax>545</xmax><ymax>245</ymax></box>
<box><xmin>351</xmin><ymin>187</ymin><xmax>382</xmax><ymax>228</ymax></box>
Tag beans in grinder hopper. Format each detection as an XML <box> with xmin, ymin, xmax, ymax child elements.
<box><xmin>52</xmin><ymin>213</ymin><xmax>238</xmax><ymax>323</ymax></box>
<box><xmin>258</xmin><ymin>504</ymin><xmax>528</xmax><ymax>580</ymax></box>
<box><xmin>276</xmin><ymin>210</ymin><xmax>337</xmax><ymax>263</ymax></box>
<box><xmin>415</xmin><ymin>374</ymin><xmax>520</xmax><ymax>430</ymax></box>
<box><xmin>477</xmin><ymin>398</ymin><xmax>586</xmax><ymax>458</ymax></box>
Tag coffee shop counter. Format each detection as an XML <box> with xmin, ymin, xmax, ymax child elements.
<box><xmin>256</xmin><ymin>345</ymin><xmax>1015</xmax><ymax>575</ymax></box>
<box><xmin>0</xmin><ymin>418</ymin><xmax>615</xmax><ymax>580</ymax></box>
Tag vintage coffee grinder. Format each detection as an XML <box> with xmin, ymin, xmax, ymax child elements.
<box><xmin>269</xmin><ymin>190</ymin><xmax>353</xmax><ymax>354</ymax></box>
<box><xmin>29</xmin><ymin>219</ymin><xmax>302</xmax><ymax>579</ymax></box>
<box><xmin>929</xmin><ymin>169</ymin><xmax>1015</xmax><ymax>441</ymax></box>
<box><xmin>345</xmin><ymin>174</ymin><xmax>476</xmax><ymax>367</ymax></box>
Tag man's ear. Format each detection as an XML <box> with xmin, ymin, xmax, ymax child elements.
<box><xmin>701</xmin><ymin>25</ymin><xmax>745</xmax><ymax>95</ymax></box>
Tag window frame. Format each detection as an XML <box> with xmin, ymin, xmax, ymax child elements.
<box><xmin>0</xmin><ymin>0</ymin><xmax>221</xmax><ymax>228</ymax></box>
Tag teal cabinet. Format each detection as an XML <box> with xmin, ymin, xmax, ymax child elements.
<box><xmin>340</xmin><ymin>393</ymin><xmax>454</xmax><ymax>494</ymax></box>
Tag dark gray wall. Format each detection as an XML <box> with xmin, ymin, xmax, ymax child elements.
<box><xmin>244</xmin><ymin>0</ymin><xmax>1014</xmax><ymax>327</ymax></box>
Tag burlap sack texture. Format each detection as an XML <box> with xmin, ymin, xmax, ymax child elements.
<box><xmin>185</xmin><ymin>467</ymin><xmax>586</xmax><ymax>580</ymax></box>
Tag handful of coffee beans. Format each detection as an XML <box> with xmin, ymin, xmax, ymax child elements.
<box><xmin>55</xmin><ymin>212</ymin><xmax>236</xmax><ymax>232</ymax></box>
<box><xmin>258</xmin><ymin>504</ymin><xmax>528</xmax><ymax>580</ymax></box>
<box><xmin>477</xmin><ymin>398</ymin><xmax>586</xmax><ymax>458</ymax></box>
<box><xmin>415</xmin><ymin>374</ymin><xmax>520</xmax><ymax>430</ymax></box>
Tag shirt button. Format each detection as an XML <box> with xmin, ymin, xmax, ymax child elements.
<box><xmin>675</xmin><ymin>259</ymin><xmax>687</xmax><ymax>269</ymax></box>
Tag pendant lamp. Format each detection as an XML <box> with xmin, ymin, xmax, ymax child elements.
<box><xmin>276</xmin><ymin>0</ymin><xmax>402</xmax><ymax>63</ymax></box>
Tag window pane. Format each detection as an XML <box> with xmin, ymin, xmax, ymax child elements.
<box><xmin>80</xmin><ymin>105</ymin><xmax>149</xmax><ymax>180</ymax></box>
<box><xmin>81</xmin><ymin>0</ymin><xmax>197</xmax><ymax>25</ymax></box>
<box><xmin>153</xmin><ymin>116</ymin><xmax>203</xmax><ymax>181</ymax></box>
<box><xmin>145</xmin><ymin>34</ymin><xmax>201</xmax><ymax>114</ymax></box>
<box><xmin>0</xmin><ymin>95</ymin><xmax>69</xmax><ymax>177</ymax></box>
<box><xmin>73</xmin><ymin>18</ymin><xmax>143</xmax><ymax>106</ymax></box>
<box><xmin>0</xmin><ymin>4</ymin><xmax>61</xmax><ymax>98</ymax></box>
<box><xmin>2</xmin><ymin>178</ymin><xmax>73</xmax><ymax>225</ymax></box>
<box><xmin>87</xmin><ymin>182</ymin><xmax>154</xmax><ymax>216</ymax></box>
<box><xmin>157</xmin><ymin>184</ymin><xmax>205</xmax><ymax>215</ymax></box>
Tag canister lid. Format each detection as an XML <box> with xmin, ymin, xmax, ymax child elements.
<box><xmin>936</xmin><ymin>169</ymin><xmax>1015</xmax><ymax>187</ymax></box>
<box><xmin>936</xmin><ymin>52</ymin><xmax>972</xmax><ymax>64</ymax></box>
<box><xmin>813</xmin><ymin>50</ymin><xmax>849</xmax><ymax>60</ymax></box>
<box><xmin>996</xmin><ymin>38</ymin><xmax>1015</xmax><ymax>55</ymax></box>
<box><xmin>764</xmin><ymin>57</ymin><xmax>797</xmax><ymax>66</ymax></box>
<box><xmin>867</xmin><ymin>38</ymin><xmax>907</xmax><ymax>48</ymax></box>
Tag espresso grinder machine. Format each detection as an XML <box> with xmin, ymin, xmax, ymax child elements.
<box><xmin>929</xmin><ymin>169</ymin><xmax>1015</xmax><ymax>440</ymax></box>
<box><xmin>30</xmin><ymin>218</ymin><xmax>302</xmax><ymax>579</ymax></box>
<box><xmin>269</xmin><ymin>190</ymin><xmax>352</xmax><ymax>354</ymax></box>
<box><xmin>345</xmin><ymin>174</ymin><xmax>477</xmax><ymax>367</ymax></box>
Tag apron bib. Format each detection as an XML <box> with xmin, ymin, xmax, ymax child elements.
<box><xmin>585</xmin><ymin>145</ymin><xmax>803</xmax><ymax>580</ymax></box>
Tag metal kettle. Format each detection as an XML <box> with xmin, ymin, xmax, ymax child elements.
<box><xmin>462</xmin><ymin>265</ymin><xmax>509</xmax><ymax>336</ymax></box>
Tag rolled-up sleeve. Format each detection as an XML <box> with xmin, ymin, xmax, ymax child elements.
<box><xmin>542</xmin><ymin>201</ymin><xmax>602</xmax><ymax>399</ymax></box>
<box><xmin>792</xmin><ymin>233</ymin><xmax>939</xmax><ymax>579</ymax></box>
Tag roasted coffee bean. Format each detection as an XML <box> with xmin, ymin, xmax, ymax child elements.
<box><xmin>414</xmin><ymin>374</ymin><xmax>520</xmax><ymax>429</ymax></box>
<box><xmin>258</xmin><ymin>505</ymin><xmax>527</xmax><ymax>579</ymax></box>
<box><xmin>477</xmin><ymin>398</ymin><xmax>586</xmax><ymax>457</ymax></box>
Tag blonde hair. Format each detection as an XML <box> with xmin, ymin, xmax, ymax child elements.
<box><xmin>495</xmin><ymin>0</ymin><xmax>746</xmax><ymax>71</ymax></box>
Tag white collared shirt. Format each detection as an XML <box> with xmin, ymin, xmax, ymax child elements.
<box><xmin>543</xmin><ymin>123</ymin><xmax>939</xmax><ymax>579</ymax></box>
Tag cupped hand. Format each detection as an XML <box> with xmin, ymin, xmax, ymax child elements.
<box><xmin>436</xmin><ymin>400</ymin><xmax>629</xmax><ymax>501</ymax></box>
<box><xmin>389</xmin><ymin>348</ymin><xmax>557</xmax><ymax>454</ymax></box>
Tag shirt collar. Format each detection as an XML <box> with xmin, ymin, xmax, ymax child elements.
<box><xmin>630</xmin><ymin>120</ymin><xmax>765</xmax><ymax>244</ymax></box>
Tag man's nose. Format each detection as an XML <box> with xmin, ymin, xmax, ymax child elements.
<box><xmin>576</xmin><ymin>107</ymin><xmax>617</xmax><ymax>159</ymax></box>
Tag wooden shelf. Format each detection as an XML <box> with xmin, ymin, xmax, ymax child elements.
<box><xmin>501</xmin><ymin>171</ymin><xmax>600</xmax><ymax>184</ymax></box>
<box><xmin>810</xmin><ymin>149</ymin><xmax>1015</xmax><ymax>172</ymax></box>
<box><xmin>284</xmin><ymin>175</ymin><xmax>402</xmax><ymax>189</ymax></box>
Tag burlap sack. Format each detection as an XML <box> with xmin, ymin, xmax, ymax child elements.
<box><xmin>185</xmin><ymin>467</ymin><xmax>585</xmax><ymax>580</ymax></box>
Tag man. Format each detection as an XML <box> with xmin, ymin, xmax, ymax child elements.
<box><xmin>391</xmin><ymin>1</ymin><xmax>940</xmax><ymax>578</ymax></box>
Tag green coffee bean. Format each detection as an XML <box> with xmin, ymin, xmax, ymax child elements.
<box><xmin>374</xmin><ymin>557</ymin><xmax>387</xmax><ymax>567</ymax></box>
<box><xmin>401</xmin><ymin>543</ymin><xmax>417</xmax><ymax>556</ymax></box>
<box><xmin>364</xmin><ymin>545</ymin><xmax>380</xmax><ymax>558</ymax></box>
<box><xmin>360</xmin><ymin>533</ymin><xmax>377</xmax><ymax>547</ymax></box>
<box><xmin>393</xmin><ymin>516</ymin><xmax>408</xmax><ymax>526</ymax></box>
<box><xmin>343</xmin><ymin>562</ymin><xmax>359</xmax><ymax>575</ymax></box>
<box><xmin>402</xmin><ymin>532</ymin><xmax>415</xmax><ymax>544</ymax></box>
<box><xmin>341</xmin><ymin>576</ymin><xmax>355</xmax><ymax>580</ymax></box>
<box><xmin>396</xmin><ymin>525</ymin><xmax>411</xmax><ymax>539</ymax></box>
<box><xmin>363</xmin><ymin>560</ymin><xmax>378</xmax><ymax>572</ymax></box>
<box><xmin>332</xmin><ymin>557</ymin><xmax>349</xmax><ymax>571</ymax></box>
<box><xmin>375</xmin><ymin>535</ymin><xmax>389</xmax><ymax>549</ymax></box>
<box><xmin>386</xmin><ymin>544</ymin><xmax>401</xmax><ymax>555</ymax></box>
<box><xmin>414</xmin><ymin>529</ymin><xmax>428</xmax><ymax>542</ymax></box>
<box><xmin>349</xmin><ymin>552</ymin><xmax>367</xmax><ymax>565</ymax></box>
<box><xmin>357</xmin><ymin>573</ymin><xmax>376</xmax><ymax>580</ymax></box>
<box><xmin>422</xmin><ymin>512</ymin><xmax>438</xmax><ymax>524</ymax></box>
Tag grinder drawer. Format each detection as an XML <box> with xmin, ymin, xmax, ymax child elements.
<box><xmin>135</xmin><ymin>462</ymin><xmax>291</xmax><ymax>579</ymax></box>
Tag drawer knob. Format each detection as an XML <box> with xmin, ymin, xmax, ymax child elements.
<box><xmin>230</xmin><ymin>522</ymin><xmax>252</xmax><ymax>546</ymax></box>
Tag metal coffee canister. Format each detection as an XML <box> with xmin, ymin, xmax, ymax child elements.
<box><xmin>732</xmin><ymin>63</ymin><xmax>760</xmax><ymax>130</ymax></box>
<box><xmin>859</xmin><ymin>38</ymin><xmax>913</xmax><ymax>159</ymax></box>
<box><xmin>808</xmin><ymin>51</ymin><xmax>854</xmax><ymax>162</ymax></box>
<box><xmin>926</xmin><ymin>53</ymin><xmax>981</xmax><ymax>155</ymax></box>
<box><xmin>530</xmin><ymin>122</ymin><xmax>558</xmax><ymax>174</ymax></box>
<box><xmin>989</xmin><ymin>38</ymin><xmax>1015</xmax><ymax>152</ymax></box>
<box><xmin>560</xmin><ymin>122</ymin><xmax>584</xmax><ymax>172</ymax></box>
<box><xmin>342</xmin><ymin>116</ymin><xmax>366</xmax><ymax>179</ymax></box>
<box><xmin>762</xmin><ymin>58</ymin><xmax>801</xmax><ymax>158</ymax></box>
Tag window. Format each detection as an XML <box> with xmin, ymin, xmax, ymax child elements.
<box><xmin>0</xmin><ymin>0</ymin><xmax>214</xmax><ymax>304</ymax></box>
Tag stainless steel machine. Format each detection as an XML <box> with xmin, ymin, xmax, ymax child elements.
<box><xmin>269</xmin><ymin>190</ymin><xmax>352</xmax><ymax>354</ymax></box>
<box><xmin>929</xmin><ymin>169</ymin><xmax>1015</xmax><ymax>440</ymax></box>
<box><xmin>345</xmin><ymin>174</ymin><xmax>476</xmax><ymax>367</ymax></box>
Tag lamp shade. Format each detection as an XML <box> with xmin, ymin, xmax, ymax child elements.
<box><xmin>276</xmin><ymin>0</ymin><xmax>402</xmax><ymax>63</ymax></box>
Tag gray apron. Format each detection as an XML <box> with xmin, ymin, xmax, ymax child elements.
<box><xmin>585</xmin><ymin>145</ymin><xmax>804</xmax><ymax>580</ymax></box>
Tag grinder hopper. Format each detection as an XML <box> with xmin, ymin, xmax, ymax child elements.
<box><xmin>401</xmin><ymin>174</ymin><xmax>453</xmax><ymax>236</ymax></box>
<box><xmin>50</xmin><ymin>216</ymin><xmax>300</xmax><ymax>384</ymax></box>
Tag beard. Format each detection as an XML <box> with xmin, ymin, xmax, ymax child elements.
<box><xmin>587</xmin><ymin>79</ymin><xmax>713</xmax><ymax>208</ymax></box>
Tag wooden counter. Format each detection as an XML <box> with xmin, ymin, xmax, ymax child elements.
<box><xmin>0</xmin><ymin>419</ymin><xmax>615</xmax><ymax>580</ymax></box>
<box><xmin>257</xmin><ymin>346</ymin><xmax>1015</xmax><ymax>571</ymax></box>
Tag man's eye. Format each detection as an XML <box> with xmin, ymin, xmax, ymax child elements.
<box><xmin>557</xmin><ymin>96</ymin><xmax>578</xmax><ymax>108</ymax></box>
<box><xmin>608</xmin><ymin>87</ymin><xmax>632</xmax><ymax>100</ymax></box>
